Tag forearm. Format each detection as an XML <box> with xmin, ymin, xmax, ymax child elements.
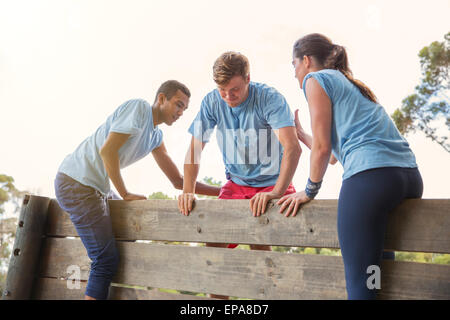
<box><xmin>183</xmin><ymin>163</ymin><xmax>199</xmax><ymax>193</ymax></box>
<box><xmin>309</xmin><ymin>145</ymin><xmax>331</xmax><ymax>183</ymax></box>
<box><xmin>298</xmin><ymin>129</ymin><xmax>313</xmax><ymax>150</ymax></box>
<box><xmin>100</xmin><ymin>151</ymin><xmax>127</xmax><ymax>197</ymax></box>
<box><xmin>272</xmin><ymin>145</ymin><xmax>301</xmax><ymax>196</ymax></box>
<box><xmin>194</xmin><ymin>181</ymin><xmax>221</xmax><ymax>196</ymax></box>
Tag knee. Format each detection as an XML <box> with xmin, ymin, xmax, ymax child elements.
<box><xmin>91</xmin><ymin>245</ymin><xmax>120</xmax><ymax>277</ymax></box>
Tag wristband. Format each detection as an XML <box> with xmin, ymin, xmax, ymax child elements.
<box><xmin>305</xmin><ymin>178</ymin><xmax>322</xmax><ymax>199</ymax></box>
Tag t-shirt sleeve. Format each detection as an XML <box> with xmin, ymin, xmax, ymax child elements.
<box><xmin>187</xmin><ymin>96</ymin><xmax>217</xmax><ymax>143</ymax></box>
<box><xmin>153</xmin><ymin>128</ymin><xmax>164</xmax><ymax>150</ymax></box>
<box><xmin>263</xmin><ymin>89</ymin><xmax>295</xmax><ymax>129</ymax></box>
<box><xmin>110</xmin><ymin>99</ymin><xmax>148</xmax><ymax>135</ymax></box>
<box><xmin>302</xmin><ymin>72</ymin><xmax>333</xmax><ymax>102</ymax></box>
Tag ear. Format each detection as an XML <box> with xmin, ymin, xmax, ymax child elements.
<box><xmin>245</xmin><ymin>74</ymin><xmax>250</xmax><ymax>84</ymax></box>
<box><xmin>158</xmin><ymin>92</ymin><xmax>166</xmax><ymax>104</ymax></box>
<box><xmin>303</xmin><ymin>55</ymin><xmax>311</xmax><ymax>68</ymax></box>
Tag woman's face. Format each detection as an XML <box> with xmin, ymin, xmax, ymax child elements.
<box><xmin>292</xmin><ymin>56</ymin><xmax>308</xmax><ymax>89</ymax></box>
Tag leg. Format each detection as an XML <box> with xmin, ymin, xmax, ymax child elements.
<box><xmin>72</xmin><ymin>209</ymin><xmax>120</xmax><ymax>300</ymax></box>
<box><xmin>337</xmin><ymin>168</ymin><xmax>408</xmax><ymax>300</ymax></box>
<box><xmin>55</xmin><ymin>173</ymin><xmax>120</xmax><ymax>300</ymax></box>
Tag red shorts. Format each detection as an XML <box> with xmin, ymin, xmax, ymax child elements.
<box><xmin>218</xmin><ymin>180</ymin><xmax>296</xmax><ymax>248</ymax></box>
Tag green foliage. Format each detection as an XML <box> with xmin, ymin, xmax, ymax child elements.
<box><xmin>202</xmin><ymin>176</ymin><xmax>222</xmax><ymax>187</ymax></box>
<box><xmin>395</xmin><ymin>252</ymin><xmax>450</xmax><ymax>265</ymax></box>
<box><xmin>198</xmin><ymin>176</ymin><xmax>223</xmax><ymax>199</ymax></box>
<box><xmin>392</xmin><ymin>31</ymin><xmax>450</xmax><ymax>153</ymax></box>
<box><xmin>147</xmin><ymin>191</ymin><xmax>175</xmax><ymax>200</ymax></box>
<box><xmin>432</xmin><ymin>254</ymin><xmax>450</xmax><ymax>265</ymax></box>
<box><xmin>0</xmin><ymin>174</ymin><xmax>25</xmax><ymax>216</ymax></box>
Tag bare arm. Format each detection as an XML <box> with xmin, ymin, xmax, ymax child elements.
<box><xmin>152</xmin><ymin>141</ymin><xmax>220</xmax><ymax>196</ymax></box>
<box><xmin>277</xmin><ymin>78</ymin><xmax>334</xmax><ymax>217</ymax></box>
<box><xmin>178</xmin><ymin>136</ymin><xmax>206</xmax><ymax>215</ymax></box>
<box><xmin>307</xmin><ymin>78</ymin><xmax>333</xmax><ymax>182</ymax></box>
<box><xmin>271</xmin><ymin>126</ymin><xmax>302</xmax><ymax>196</ymax></box>
<box><xmin>294</xmin><ymin>109</ymin><xmax>337</xmax><ymax>165</ymax></box>
<box><xmin>99</xmin><ymin>132</ymin><xmax>146</xmax><ymax>200</ymax></box>
<box><xmin>250</xmin><ymin>126</ymin><xmax>302</xmax><ymax>216</ymax></box>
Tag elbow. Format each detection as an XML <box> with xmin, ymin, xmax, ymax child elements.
<box><xmin>329</xmin><ymin>156</ymin><xmax>338</xmax><ymax>165</ymax></box>
<box><xmin>290</xmin><ymin>142</ymin><xmax>302</xmax><ymax>160</ymax></box>
<box><xmin>313</xmin><ymin>144</ymin><xmax>332</xmax><ymax>160</ymax></box>
<box><xmin>99</xmin><ymin>146</ymin><xmax>109</xmax><ymax>160</ymax></box>
<box><xmin>172</xmin><ymin>176</ymin><xmax>184</xmax><ymax>190</ymax></box>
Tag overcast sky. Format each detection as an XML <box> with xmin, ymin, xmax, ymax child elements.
<box><xmin>1</xmin><ymin>0</ymin><xmax>449</xmax><ymax>208</ymax></box>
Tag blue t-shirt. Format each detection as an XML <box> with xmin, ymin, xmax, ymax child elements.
<box><xmin>188</xmin><ymin>82</ymin><xmax>294</xmax><ymax>187</ymax></box>
<box><xmin>302</xmin><ymin>69</ymin><xmax>417</xmax><ymax>180</ymax></box>
<box><xmin>58</xmin><ymin>99</ymin><xmax>163</xmax><ymax>194</ymax></box>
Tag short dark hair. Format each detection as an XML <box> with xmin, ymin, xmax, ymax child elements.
<box><xmin>154</xmin><ymin>80</ymin><xmax>191</xmax><ymax>103</ymax></box>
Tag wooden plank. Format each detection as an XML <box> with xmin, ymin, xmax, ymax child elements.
<box><xmin>2</xmin><ymin>195</ymin><xmax>51</xmax><ymax>300</ymax></box>
<box><xmin>32</xmin><ymin>277</ymin><xmax>214</xmax><ymax>300</ymax></box>
<box><xmin>37</xmin><ymin>237</ymin><xmax>450</xmax><ymax>300</ymax></box>
<box><xmin>46</xmin><ymin>198</ymin><xmax>450</xmax><ymax>253</ymax></box>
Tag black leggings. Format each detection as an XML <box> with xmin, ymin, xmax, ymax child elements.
<box><xmin>337</xmin><ymin>167</ymin><xmax>423</xmax><ymax>299</ymax></box>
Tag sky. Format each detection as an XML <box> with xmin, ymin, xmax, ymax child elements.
<box><xmin>0</xmin><ymin>0</ymin><xmax>449</xmax><ymax>212</ymax></box>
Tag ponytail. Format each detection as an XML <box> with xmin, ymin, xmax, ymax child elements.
<box><xmin>294</xmin><ymin>34</ymin><xmax>378</xmax><ymax>103</ymax></box>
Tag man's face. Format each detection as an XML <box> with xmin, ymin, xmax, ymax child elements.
<box><xmin>217</xmin><ymin>75</ymin><xmax>250</xmax><ymax>107</ymax></box>
<box><xmin>161</xmin><ymin>90</ymin><xmax>189</xmax><ymax>126</ymax></box>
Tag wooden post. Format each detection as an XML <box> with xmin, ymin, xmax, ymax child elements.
<box><xmin>2</xmin><ymin>195</ymin><xmax>51</xmax><ymax>300</ymax></box>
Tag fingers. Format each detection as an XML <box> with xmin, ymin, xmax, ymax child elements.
<box><xmin>249</xmin><ymin>196</ymin><xmax>256</xmax><ymax>216</ymax></box>
<box><xmin>279</xmin><ymin>197</ymin><xmax>293</xmax><ymax>214</ymax></box>
<box><xmin>178</xmin><ymin>194</ymin><xmax>195</xmax><ymax>216</ymax></box>
<box><xmin>261</xmin><ymin>196</ymin><xmax>269</xmax><ymax>215</ymax></box>
<box><xmin>257</xmin><ymin>195</ymin><xmax>264</xmax><ymax>217</ymax></box>
<box><xmin>277</xmin><ymin>194</ymin><xmax>290</xmax><ymax>205</ymax></box>
<box><xmin>184</xmin><ymin>194</ymin><xmax>189</xmax><ymax>216</ymax></box>
<box><xmin>124</xmin><ymin>193</ymin><xmax>147</xmax><ymax>201</ymax></box>
<box><xmin>285</xmin><ymin>199</ymin><xmax>296</xmax><ymax>217</ymax></box>
<box><xmin>188</xmin><ymin>197</ymin><xmax>193</xmax><ymax>213</ymax></box>
<box><xmin>292</xmin><ymin>200</ymin><xmax>300</xmax><ymax>217</ymax></box>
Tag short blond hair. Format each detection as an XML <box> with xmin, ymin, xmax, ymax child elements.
<box><xmin>213</xmin><ymin>51</ymin><xmax>250</xmax><ymax>85</ymax></box>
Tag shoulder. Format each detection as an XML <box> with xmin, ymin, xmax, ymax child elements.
<box><xmin>199</xmin><ymin>89</ymin><xmax>224</xmax><ymax>118</ymax></box>
<box><xmin>251</xmin><ymin>82</ymin><xmax>286</xmax><ymax>104</ymax></box>
<box><xmin>302</xmin><ymin>69</ymin><xmax>343</xmax><ymax>100</ymax></box>
<box><xmin>115</xmin><ymin>98</ymin><xmax>150</xmax><ymax>115</ymax></box>
<box><xmin>202</xmin><ymin>89</ymin><xmax>221</xmax><ymax>104</ymax></box>
<box><xmin>252</xmin><ymin>81</ymin><xmax>281</xmax><ymax>95</ymax></box>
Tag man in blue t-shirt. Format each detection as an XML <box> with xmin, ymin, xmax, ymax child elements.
<box><xmin>54</xmin><ymin>80</ymin><xmax>220</xmax><ymax>300</ymax></box>
<box><xmin>178</xmin><ymin>52</ymin><xmax>301</xmax><ymax>258</ymax></box>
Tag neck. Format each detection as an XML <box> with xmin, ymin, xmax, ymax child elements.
<box><xmin>236</xmin><ymin>84</ymin><xmax>250</xmax><ymax>107</ymax></box>
<box><xmin>152</xmin><ymin>104</ymin><xmax>163</xmax><ymax>127</ymax></box>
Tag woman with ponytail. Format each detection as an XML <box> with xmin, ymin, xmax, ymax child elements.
<box><xmin>277</xmin><ymin>33</ymin><xmax>423</xmax><ymax>299</ymax></box>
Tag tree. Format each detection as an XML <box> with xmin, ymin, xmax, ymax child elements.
<box><xmin>0</xmin><ymin>174</ymin><xmax>25</xmax><ymax>294</ymax></box>
<box><xmin>147</xmin><ymin>191</ymin><xmax>175</xmax><ymax>200</ymax></box>
<box><xmin>392</xmin><ymin>32</ymin><xmax>450</xmax><ymax>153</ymax></box>
<box><xmin>0</xmin><ymin>174</ymin><xmax>25</xmax><ymax>216</ymax></box>
<box><xmin>198</xmin><ymin>176</ymin><xmax>222</xmax><ymax>199</ymax></box>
